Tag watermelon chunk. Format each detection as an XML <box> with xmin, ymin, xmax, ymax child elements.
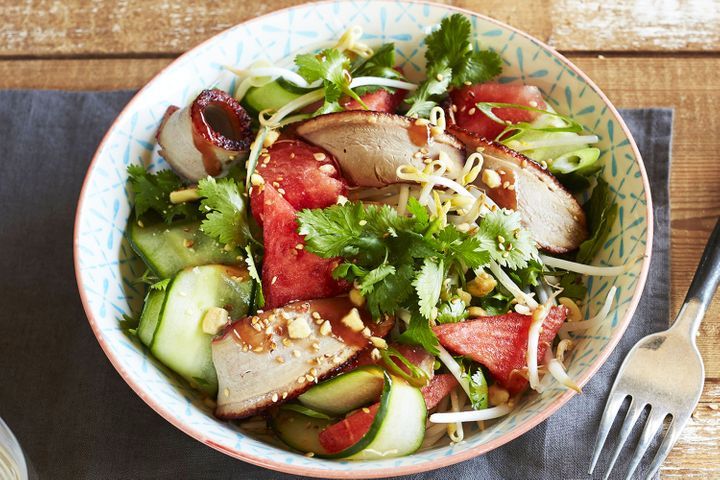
<box><xmin>258</xmin><ymin>185</ymin><xmax>348</xmax><ymax>308</ymax></box>
<box><xmin>449</xmin><ymin>83</ymin><xmax>546</xmax><ymax>140</ymax></box>
<box><xmin>421</xmin><ymin>373</ymin><xmax>459</xmax><ymax>410</ymax></box>
<box><xmin>318</xmin><ymin>373</ymin><xmax>454</xmax><ymax>453</ymax></box>
<box><xmin>342</xmin><ymin>88</ymin><xmax>407</xmax><ymax>113</ymax></box>
<box><xmin>433</xmin><ymin>306</ymin><xmax>568</xmax><ymax>395</ymax></box>
<box><xmin>250</xmin><ymin>139</ymin><xmax>346</xmax><ymax>223</ymax></box>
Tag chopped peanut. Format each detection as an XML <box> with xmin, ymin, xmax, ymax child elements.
<box><xmin>341</xmin><ymin>308</ymin><xmax>364</xmax><ymax>332</ymax></box>
<box><xmin>481</xmin><ymin>168</ymin><xmax>502</xmax><ymax>189</ymax></box>
<box><xmin>466</xmin><ymin>272</ymin><xmax>497</xmax><ymax>298</ymax></box>
<box><xmin>201</xmin><ymin>307</ymin><xmax>229</xmax><ymax>335</ymax></box>
<box><xmin>287</xmin><ymin>316</ymin><xmax>312</xmax><ymax>339</ymax></box>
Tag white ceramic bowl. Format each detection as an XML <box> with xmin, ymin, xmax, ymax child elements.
<box><xmin>74</xmin><ymin>1</ymin><xmax>652</xmax><ymax>477</ymax></box>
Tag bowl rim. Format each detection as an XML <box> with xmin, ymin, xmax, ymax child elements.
<box><xmin>73</xmin><ymin>0</ymin><xmax>654</xmax><ymax>477</ymax></box>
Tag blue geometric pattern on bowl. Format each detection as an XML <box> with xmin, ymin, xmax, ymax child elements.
<box><xmin>75</xmin><ymin>0</ymin><xmax>650</xmax><ymax>473</ymax></box>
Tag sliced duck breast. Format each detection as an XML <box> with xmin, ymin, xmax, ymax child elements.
<box><xmin>212</xmin><ymin>297</ymin><xmax>393</xmax><ymax>419</ymax></box>
<box><xmin>296</xmin><ymin>110</ymin><xmax>465</xmax><ymax>187</ymax></box>
<box><xmin>449</xmin><ymin>126</ymin><xmax>588</xmax><ymax>253</ymax></box>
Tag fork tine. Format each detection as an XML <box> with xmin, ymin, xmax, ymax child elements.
<box><xmin>600</xmin><ymin>398</ymin><xmax>645</xmax><ymax>480</ymax></box>
<box><xmin>623</xmin><ymin>408</ymin><xmax>667</xmax><ymax>479</ymax></box>
<box><xmin>589</xmin><ymin>393</ymin><xmax>628</xmax><ymax>474</ymax></box>
<box><xmin>644</xmin><ymin>414</ymin><xmax>689</xmax><ymax>480</ymax></box>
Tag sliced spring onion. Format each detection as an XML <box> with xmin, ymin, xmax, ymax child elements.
<box><xmin>540</xmin><ymin>254</ymin><xmax>630</xmax><ymax>277</ymax></box>
<box><xmin>560</xmin><ymin>286</ymin><xmax>617</xmax><ymax>333</ymax></box>
<box><xmin>507</xmin><ymin>135</ymin><xmax>599</xmax><ymax>152</ymax></box>
<box><xmin>543</xmin><ymin>346</ymin><xmax>581</xmax><ymax>393</ymax></box>
<box><xmin>429</xmin><ymin>404</ymin><xmax>513</xmax><ymax>423</ymax></box>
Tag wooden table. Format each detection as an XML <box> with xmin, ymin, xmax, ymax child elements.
<box><xmin>3</xmin><ymin>0</ymin><xmax>718</xmax><ymax>477</ymax></box>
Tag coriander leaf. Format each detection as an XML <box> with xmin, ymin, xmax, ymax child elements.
<box><xmin>468</xmin><ymin>366</ymin><xmax>489</xmax><ymax>409</ymax></box>
<box><xmin>477</xmin><ymin>288</ymin><xmax>514</xmax><ymax>316</ymax></box>
<box><xmin>297</xmin><ymin>202</ymin><xmax>365</xmax><ymax>257</ymax></box>
<box><xmin>508</xmin><ymin>259</ymin><xmax>543</xmax><ymax>289</ymax></box>
<box><xmin>406</xmin><ymin>14</ymin><xmax>502</xmax><ymax>116</ymax></box>
<box><xmin>576</xmin><ymin>178</ymin><xmax>618</xmax><ymax>263</ymax></box>
<box><xmin>436</xmin><ymin>226</ymin><xmax>490</xmax><ymax>268</ymax></box>
<box><xmin>196</xmin><ymin>176</ymin><xmax>250</xmax><ymax>247</ymax></box>
<box><xmin>150</xmin><ymin>278</ymin><xmax>170</xmax><ymax>291</ymax></box>
<box><xmin>437</xmin><ymin>298</ymin><xmax>468</xmax><ymax>324</ymax></box>
<box><xmin>365</xmin><ymin>263</ymin><xmax>415</xmax><ymax>318</ymax></box>
<box><xmin>414</xmin><ymin>258</ymin><xmax>444</xmax><ymax>319</ymax></box>
<box><xmin>453</xmin><ymin>50</ymin><xmax>503</xmax><ymax>87</ymax></box>
<box><xmin>296</xmin><ymin>48</ymin><xmax>366</xmax><ymax>112</ymax></box>
<box><xmin>359</xmin><ymin>263</ymin><xmax>396</xmax><ymax>295</ymax></box>
<box><xmin>475</xmin><ymin>209</ymin><xmax>537</xmax><ymax>270</ymax></box>
<box><xmin>332</xmin><ymin>262</ymin><xmax>368</xmax><ymax>282</ymax></box>
<box><xmin>363</xmin><ymin>203</ymin><xmax>414</xmax><ymax>237</ymax></box>
<box><xmin>127</xmin><ymin>165</ymin><xmax>198</xmax><ymax>223</ymax></box>
<box><xmin>558</xmin><ymin>272</ymin><xmax>587</xmax><ymax>300</ymax></box>
<box><xmin>406</xmin><ymin>197</ymin><xmax>430</xmax><ymax>231</ymax></box>
<box><xmin>397</xmin><ymin>311</ymin><xmax>439</xmax><ymax>355</ymax></box>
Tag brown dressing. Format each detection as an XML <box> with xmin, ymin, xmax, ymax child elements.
<box><xmin>407</xmin><ymin>122</ymin><xmax>429</xmax><ymax>147</ymax></box>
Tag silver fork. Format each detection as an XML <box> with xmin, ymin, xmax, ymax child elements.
<box><xmin>589</xmin><ymin>217</ymin><xmax>720</xmax><ymax>480</ymax></box>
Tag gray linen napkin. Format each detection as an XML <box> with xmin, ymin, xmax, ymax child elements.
<box><xmin>0</xmin><ymin>90</ymin><xmax>672</xmax><ymax>480</ymax></box>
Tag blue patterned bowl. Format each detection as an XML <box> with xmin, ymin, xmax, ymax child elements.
<box><xmin>74</xmin><ymin>1</ymin><xmax>652</xmax><ymax>477</ymax></box>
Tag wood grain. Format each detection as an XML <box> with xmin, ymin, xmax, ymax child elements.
<box><xmin>1</xmin><ymin>0</ymin><xmax>719</xmax><ymax>57</ymax></box>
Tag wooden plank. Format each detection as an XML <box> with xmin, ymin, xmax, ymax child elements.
<box><xmin>0</xmin><ymin>54</ymin><xmax>718</xmax><ymax>476</ymax></box>
<box><xmin>1</xmin><ymin>0</ymin><xmax>719</xmax><ymax>57</ymax></box>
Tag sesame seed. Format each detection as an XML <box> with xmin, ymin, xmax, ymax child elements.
<box><xmin>313</xmin><ymin>152</ymin><xmax>326</xmax><ymax>161</ymax></box>
<box><xmin>464</xmin><ymin>80</ymin><xmax>472</xmax><ymax>86</ymax></box>
<box><xmin>295</xmin><ymin>243</ymin><xmax>304</xmax><ymax>250</ymax></box>
<box><xmin>305</xmin><ymin>452</ymin><xmax>315</xmax><ymax>458</ymax></box>
<box><xmin>278</xmin><ymin>188</ymin><xmax>286</xmax><ymax>195</ymax></box>
<box><xmin>305</xmin><ymin>374</ymin><xmax>315</xmax><ymax>382</ymax></box>
<box><xmin>521</xmin><ymin>159</ymin><xmax>528</xmax><ymax>168</ymax></box>
<box><xmin>276</xmin><ymin>356</ymin><xmax>285</xmax><ymax>364</ymax></box>
<box><xmin>271</xmin><ymin>275</ymin><xmax>278</xmax><ymax>285</ymax></box>
<box><xmin>359</xmin><ymin>220</ymin><xmax>367</xmax><ymax>226</ymax></box>
<box><xmin>362</xmin><ymin>407</ymin><xmax>370</xmax><ymax>413</ymax></box>
<box><xmin>436</xmin><ymin>73</ymin><xmax>444</xmax><ymax>81</ymax></box>
<box><xmin>468</xmin><ymin>107</ymin><xmax>476</xmax><ymax>115</ymax></box>
<box><xmin>282</xmin><ymin>338</ymin><xmax>292</xmax><ymax>347</ymax></box>
<box><xmin>271</xmin><ymin>393</ymin><xmax>279</xmax><ymax>402</ymax></box>
<box><xmin>540</xmin><ymin>160</ymin><xmax>548</xmax><ymax>169</ymax></box>
<box><xmin>502</xmin><ymin>181</ymin><xmax>510</xmax><ymax>189</ymax></box>
<box><xmin>272</xmin><ymin>181</ymin><xmax>280</xmax><ymax>188</ymax></box>
<box><xmin>312</xmin><ymin>342</ymin><xmax>320</xmax><ymax>351</ymax></box>
<box><xmin>282</xmin><ymin>391</ymin><xmax>288</xmax><ymax>399</ymax></box>
<box><xmin>311</xmin><ymin>311</ymin><xmax>321</xmax><ymax>319</ymax></box>
<box><xmin>253</xmin><ymin>345</ymin><xmax>264</xmax><ymax>353</ymax></box>
<box><xmin>497</xmin><ymin>235</ymin><xmax>506</xmax><ymax>243</ymax></box>
<box><xmin>297</xmin><ymin>376</ymin><xmax>305</xmax><ymax>384</ymax></box>
<box><xmin>224</xmin><ymin>388</ymin><xmax>230</xmax><ymax>398</ymax></box>
<box><xmin>319</xmin><ymin>164</ymin><xmax>336</xmax><ymax>175</ymax></box>
<box><xmin>292</xmin><ymin>349</ymin><xmax>301</xmax><ymax>358</ymax></box>
<box><xmin>290</xmin><ymin>152</ymin><xmax>295</xmax><ymax>159</ymax></box>
<box><xmin>310</xmin><ymin>368</ymin><xmax>318</xmax><ymax>376</ymax></box>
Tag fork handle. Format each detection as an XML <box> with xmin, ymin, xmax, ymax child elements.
<box><xmin>673</xmin><ymin>217</ymin><xmax>720</xmax><ymax>337</ymax></box>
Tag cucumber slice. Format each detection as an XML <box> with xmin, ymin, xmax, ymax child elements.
<box><xmin>243</xmin><ymin>80</ymin><xmax>303</xmax><ymax>115</ymax></box>
<box><xmin>270</xmin><ymin>409</ymin><xmax>333</xmax><ymax>456</ymax></box>
<box><xmin>298</xmin><ymin>366</ymin><xmax>384</xmax><ymax>416</ymax></box>
<box><xmin>151</xmin><ymin>265</ymin><xmax>252</xmax><ymax>395</ymax></box>
<box><xmin>273</xmin><ymin>371</ymin><xmax>427</xmax><ymax>459</ymax></box>
<box><xmin>128</xmin><ymin>220</ymin><xmax>242</xmax><ymax>278</ymax></box>
<box><xmin>329</xmin><ymin>373</ymin><xmax>426</xmax><ymax>460</ymax></box>
<box><xmin>137</xmin><ymin>288</ymin><xmax>166</xmax><ymax>347</ymax></box>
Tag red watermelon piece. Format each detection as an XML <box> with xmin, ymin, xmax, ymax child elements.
<box><xmin>318</xmin><ymin>373</ymin><xmax>455</xmax><ymax>453</ymax></box>
<box><xmin>258</xmin><ymin>185</ymin><xmax>348</xmax><ymax>309</ymax></box>
<box><xmin>342</xmin><ymin>88</ymin><xmax>407</xmax><ymax>113</ymax></box>
<box><xmin>421</xmin><ymin>373</ymin><xmax>459</xmax><ymax>410</ymax></box>
<box><xmin>449</xmin><ymin>83</ymin><xmax>546</xmax><ymax>140</ymax></box>
<box><xmin>433</xmin><ymin>306</ymin><xmax>568</xmax><ymax>395</ymax></box>
<box><xmin>250</xmin><ymin>139</ymin><xmax>346</xmax><ymax>224</ymax></box>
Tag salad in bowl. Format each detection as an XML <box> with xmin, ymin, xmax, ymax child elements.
<box><xmin>75</xmin><ymin>2</ymin><xmax>651</xmax><ymax>476</ymax></box>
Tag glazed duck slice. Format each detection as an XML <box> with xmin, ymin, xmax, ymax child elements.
<box><xmin>212</xmin><ymin>297</ymin><xmax>393</xmax><ymax>419</ymax></box>
<box><xmin>296</xmin><ymin>110</ymin><xmax>466</xmax><ymax>187</ymax></box>
<box><xmin>157</xmin><ymin>89</ymin><xmax>253</xmax><ymax>181</ymax></box>
<box><xmin>449</xmin><ymin>126</ymin><xmax>588</xmax><ymax>253</ymax></box>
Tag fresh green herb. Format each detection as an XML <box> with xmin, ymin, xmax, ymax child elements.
<box><xmin>352</xmin><ymin>43</ymin><xmax>403</xmax><ymax>95</ymax></box>
<box><xmin>475</xmin><ymin>209</ymin><xmax>538</xmax><ymax>270</ymax></box>
<box><xmin>297</xmin><ymin>199</ymin><xmax>490</xmax><ymax>321</ymax></box>
<box><xmin>149</xmin><ymin>278</ymin><xmax>171</xmax><ymax>291</ymax></box>
<box><xmin>127</xmin><ymin>165</ymin><xmax>199</xmax><ymax>223</ymax></box>
<box><xmin>120</xmin><ymin>313</ymin><xmax>139</xmax><ymax>332</ymax></box>
<box><xmin>280</xmin><ymin>403</ymin><xmax>333</xmax><ymax>420</ymax></box>
<box><xmin>135</xmin><ymin>269</ymin><xmax>159</xmax><ymax>285</ymax></box>
<box><xmin>379</xmin><ymin>347</ymin><xmax>430</xmax><ymax>387</ymax></box>
<box><xmin>296</xmin><ymin>48</ymin><xmax>366</xmax><ymax>114</ymax></box>
<box><xmin>576</xmin><ymin>178</ymin><xmax>618</xmax><ymax>264</ymax></box>
<box><xmin>455</xmin><ymin>358</ymin><xmax>489</xmax><ymax>409</ymax></box>
<box><xmin>244</xmin><ymin>245</ymin><xmax>265</xmax><ymax>310</ymax></box>
<box><xmin>557</xmin><ymin>272</ymin><xmax>587</xmax><ymax>300</ymax></box>
<box><xmin>196</xmin><ymin>176</ymin><xmax>250</xmax><ymax>248</ymax></box>
<box><xmin>396</xmin><ymin>311</ymin><xmax>439</xmax><ymax>355</ymax></box>
<box><xmin>477</xmin><ymin>288</ymin><xmax>514</xmax><ymax>316</ymax></box>
<box><xmin>508</xmin><ymin>259</ymin><xmax>543</xmax><ymax>289</ymax></box>
<box><xmin>406</xmin><ymin>14</ymin><xmax>502</xmax><ymax>117</ymax></box>
<box><xmin>436</xmin><ymin>298</ymin><xmax>469</xmax><ymax>324</ymax></box>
